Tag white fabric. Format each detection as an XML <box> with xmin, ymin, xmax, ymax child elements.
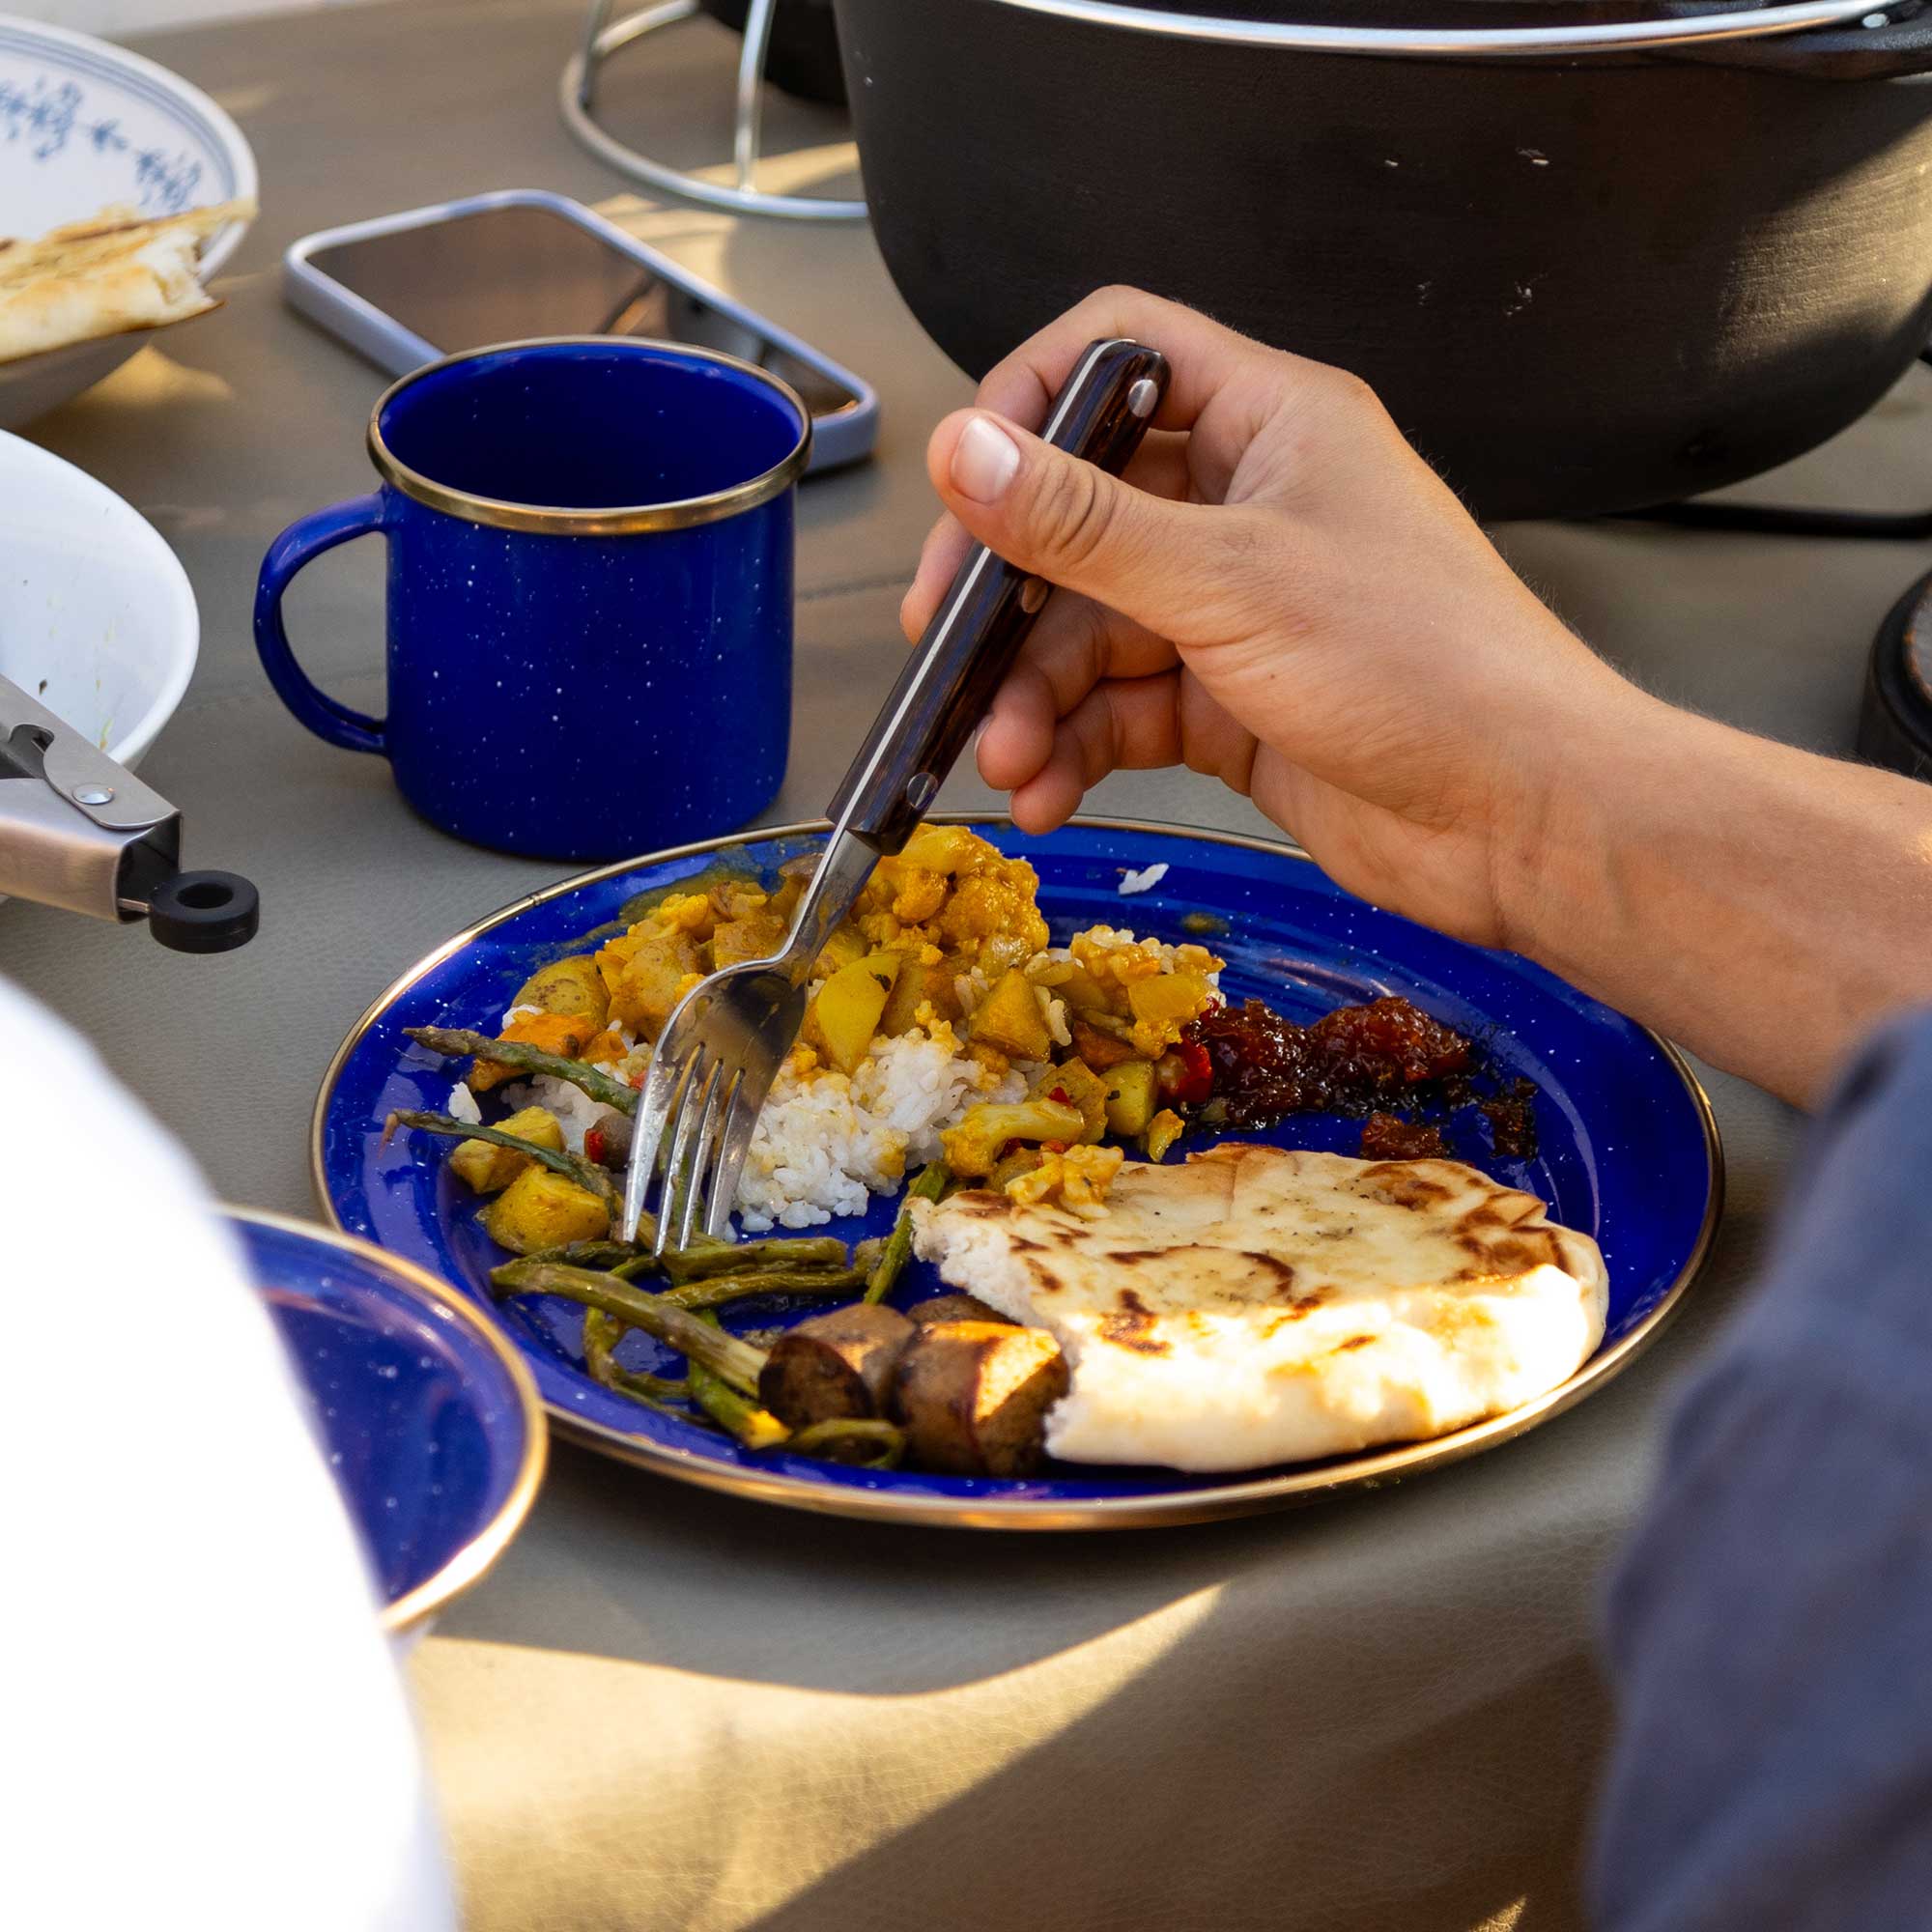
<box><xmin>0</xmin><ymin>978</ymin><xmax>456</xmax><ymax>1931</ymax></box>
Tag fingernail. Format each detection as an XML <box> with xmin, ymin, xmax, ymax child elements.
<box><xmin>952</xmin><ymin>415</ymin><xmax>1021</xmax><ymax>503</ymax></box>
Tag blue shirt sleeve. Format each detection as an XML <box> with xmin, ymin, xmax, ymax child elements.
<box><xmin>1589</xmin><ymin>1010</ymin><xmax>1932</xmax><ymax>1931</ymax></box>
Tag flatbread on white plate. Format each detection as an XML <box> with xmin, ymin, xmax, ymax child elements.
<box><xmin>0</xmin><ymin>199</ymin><xmax>254</xmax><ymax>366</ymax></box>
<box><xmin>910</xmin><ymin>1143</ymin><xmax>1608</xmax><ymax>1472</ymax></box>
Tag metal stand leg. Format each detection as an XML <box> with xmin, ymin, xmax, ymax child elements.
<box><xmin>561</xmin><ymin>0</ymin><xmax>867</xmax><ymax>221</ymax></box>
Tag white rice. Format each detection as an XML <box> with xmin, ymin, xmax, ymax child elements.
<box><xmin>735</xmin><ymin>1029</ymin><xmax>1027</xmax><ymax>1232</ymax></box>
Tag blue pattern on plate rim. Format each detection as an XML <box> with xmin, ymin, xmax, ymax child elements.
<box><xmin>231</xmin><ymin>1208</ymin><xmax>543</xmax><ymax>1625</ymax></box>
<box><xmin>0</xmin><ymin>27</ymin><xmax>242</xmax><ymax>213</ymax></box>
<box><xmin>314</xmin><ymin>819</ymin><xmax>1720</xmax><ymax>1519</ymax></box>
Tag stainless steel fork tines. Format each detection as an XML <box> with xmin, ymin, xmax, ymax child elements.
<box><xmin>620</xmin><ymin>832</ymin><xmax>879</xmax><ymax>1253</ymax></box>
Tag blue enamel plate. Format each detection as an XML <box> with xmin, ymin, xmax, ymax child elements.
<box><xmin>313</xmin><ymin>818</ymin><xmax>1720</xmax><ymax>1528</ymax></box>
<box><xmin>229</xmin><ymin>1208</ymin><xmax>546</xmax><ymax>1622</ymax></box>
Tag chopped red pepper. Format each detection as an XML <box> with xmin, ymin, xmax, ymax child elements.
<box><xmin>584</xmin><ymin>1124</ymin><xmax>606</xmax><ymax>1165</ymax></box>
<box><xmin>1048</xmin><ymin>1085</ymin><xmax>1070</xmax><ymax>1104</ymax></box>
<box><xmin>1156</xmin><ymin>1039</ymin><xmax>1213</xmax><ymax>1107</ymax></box>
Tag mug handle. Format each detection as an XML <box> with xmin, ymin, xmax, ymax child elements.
<box><xmin>253</xmin><ymin>494</ymin><xmax>389</xmax><ymax>755</ymax></box>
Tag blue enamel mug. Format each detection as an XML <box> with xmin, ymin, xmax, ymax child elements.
<box><xmin>254</xmin><ymin>338</ymin><xmax>809</xmax><ymax>859</ymax></box>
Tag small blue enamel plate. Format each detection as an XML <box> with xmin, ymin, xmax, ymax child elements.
<box><xmin>313</xmin><ymin>818</ymin><xmax>1720</xmax><ymax>1529</ymax></box>
<box><xmin>229</xmin><ymin>1208</ymin><xmax>546</xmax><ymax>1624</ymax></box>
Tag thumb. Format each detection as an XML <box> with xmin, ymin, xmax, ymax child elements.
<box><xmin>927</xmin><ymin>410</ymin><xmax>1260</xmax><ymax>646</ymax></box>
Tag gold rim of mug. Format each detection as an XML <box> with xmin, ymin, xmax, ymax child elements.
<box><xmin>365</xmin><ymin>335</ymin><xmax>814</xmax><ymax>535</ymax></box>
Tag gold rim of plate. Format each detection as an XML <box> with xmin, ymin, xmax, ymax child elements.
<box><xmin>226</xmin><ymin>1205</ymin><xmax>548</xmax><ymax>1625</ymax></box>
<box><xmin>309</xmin><ymin>813</ymin><xmax>1724</xmax><ymax>1532</ymax></box>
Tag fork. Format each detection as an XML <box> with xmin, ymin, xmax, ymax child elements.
<box><xmin>620</xmin><ymin>336</ymin><xmax>1171</xmax><ymax>1252</ymax></box>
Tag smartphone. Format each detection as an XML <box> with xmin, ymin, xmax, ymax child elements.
<box><xmin>283</xmin><ymin>190</ymin><xmax>878</xmax><ymax>473</ymax></box>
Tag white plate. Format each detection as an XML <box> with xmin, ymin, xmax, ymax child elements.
<box><xmin>0</xmin><ymin>428</ymin><xmax>196</xmax><ymax>768</ymax></box>
<box><xmin>0</xmin><ymin>14</ymin><xmax>257</xmax><ymax>427</ymax></box>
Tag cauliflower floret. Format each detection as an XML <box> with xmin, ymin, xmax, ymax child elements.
<box><xmin>940</xmin><ymin>1096</ymin><xmax>1086</xmax><ymax>1178</ymax></box>
<box><xmin>651</xmin><ymin>891</ymin><xmax>715</xmax><ymax>937</ymax></box>
<box><xmin>1006</xmin><ymin>1144</ymin><xmax>1124</xmax><ymax>1218</ymax></box>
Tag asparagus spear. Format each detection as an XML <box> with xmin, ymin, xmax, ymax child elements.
<box><xmin>529</xmin><ymin>1238</ymin><xmax>656</xmax><ymax>1276</ymax></box>
<box><xmin>659</xmin><ymin>1236</ymin><xmax>848</xmax><ymax>1282</ymax></box>
<box><xmin>533</xmin><ymin>1273</ymin><xmax>906</xmax><ymax>1465</ymax></box>
<box><xmin>863</xmin><ymin>1161</ymin><xmax>951</xmax><ymax>1304</ymax></box>
<box><xmin>405</xmin><ymin>1024</ymin><xmax>637</xmax><ymax>1115</ymax></box>
<box><xmin>787</xmin><ymin>1419</ymin><xmax>906</xmax><ymax>1468</ymax></box>
<box><xmin>687</xmin><ymin>1356</ymin><xmax>790</xmax><ymax>1451</ymax></box>
<box><xmin>384</xmin><ymin>1109</ymin><xmax>615</xmax><ymax>1205</ymax></box>
<box><xmin>582</xmin><ymin>1305</ymin><xmax>622</xmax><ymax>1381</ymax></box>
<box><xmin>582</xmin><ymin>1308</ymin><xmax>707</xmax><ymax>1426</ymax></box>
<box><xmin>494</xmin><ymin>1262</ymin><xmax>766</xmax><ymax>1394</ymax></box>
<box><xmin>502</xmin><ymin>1237</ymin><xmax>851</xmax><ymax>1292</ymax></box>
<box><xmin>659</xmin><ymin>1266</ymin><xmax>866</xmax><ymax>1311</ymax></box>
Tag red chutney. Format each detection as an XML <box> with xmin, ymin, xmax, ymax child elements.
<box><xmin>1186</xmin><ymin>995</ymin><xmax>1474</xmax><ymax>1127</ymax></box>
<box><xmin>1480</xmin><ymin>1079</ymin><xmax>1541</xmax><ymax>1159</ymax></box>
<box><xmin>1358</xmin><ymin>1112</ymin><xmax>1450</xmax><ymax>1160</ymax></box>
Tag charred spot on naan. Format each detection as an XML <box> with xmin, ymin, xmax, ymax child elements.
<box><xmin>1262</xmin><ymin>1293</ymin><xmax>1331</xmax><ymax>1338</ymax></box>
<box><xmin>1453</xmin><ymin>1226</ymin><xmax>1569</xmax><ymax>1278</ymax></box>
<box><xmin>1095</xmin><ymin>1288</ymin><xmax>1170</xmax><ymax>1356</ymax></box>
<box><xmin>1359</xmin><ymin>1164</ymin><xmax>1458</xmax><ymax>1210</ymax></box>
<box><xmin>1455</xmin><ymin>1193</ymin><xmax>1547</xmax><ymax>1234</ymax></box>
<box><xmin>1022</xmin><ymin>1254</ymin><xmax>1065</xmax><ymax>1293</ymax></box>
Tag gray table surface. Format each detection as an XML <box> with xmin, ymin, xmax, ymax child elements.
<box><xmin>14</xmin><ymin>2</ymin><xmax>1926</xmax><ymax>1925</ymax></box>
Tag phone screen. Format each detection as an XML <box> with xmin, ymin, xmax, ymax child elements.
<box><xmin>305</xmin><ymin>203</ymin><xmax>862</xmax><ymax>419</ymax></box>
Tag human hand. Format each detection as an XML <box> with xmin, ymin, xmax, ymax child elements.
<box><xmin>901</xmin><ymin>287</ymin><xmax>1644</xmax><ymax>952</ymax></box>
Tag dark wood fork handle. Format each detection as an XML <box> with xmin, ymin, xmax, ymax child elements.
<box><xmin>825</xmin><ymin>337</ymin><xmax>1171</xmax><ymax>855</ymax></box>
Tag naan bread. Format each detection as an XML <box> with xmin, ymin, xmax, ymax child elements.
<box><xmin>909</xmin><ymin>1143</ymin><xmax>1607</xmax><ymax>1471</ymax></box>
<box><xmin>0</xmin><ymin>200</ymin><xmax>253</xmax><ymax>365</ymax></box>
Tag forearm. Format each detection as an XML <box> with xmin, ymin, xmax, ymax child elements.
<box><xmin>1506</xmin><ymin>693</ymin><xmax>1932</xmax><ymax>1105</ymax></box>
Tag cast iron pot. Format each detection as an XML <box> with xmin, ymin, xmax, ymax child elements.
<box><xmin>832</xmin><ymin>0</ymin><xmax>1932</xmax><ymax>520</ymax></box>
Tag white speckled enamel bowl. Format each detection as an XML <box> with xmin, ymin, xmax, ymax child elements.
<box><xmin>0</xmin><ymin>14</ymin><xmax>257</xmax><ymax>427</ymax></box>
<box><xmin>0</xmin><ymin>429</ymin><xmax>197</xmax><ymax>769</ymax></box>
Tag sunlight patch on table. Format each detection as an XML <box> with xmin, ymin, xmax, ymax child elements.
<box><xmin>412</xmin><ymin>1585</ymin><xmax>1224</xmax><ymax>1932</ymax></box>
<box><xmin>90</xmin><ymin>349</ymin><xmax>236</xmax><ymax>411</ymax></box>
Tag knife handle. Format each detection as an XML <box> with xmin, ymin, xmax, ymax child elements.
<box><xmin>825</xmin><ymin>337</ymin><xmax>1170</xmax><ymax>855</ymax></box>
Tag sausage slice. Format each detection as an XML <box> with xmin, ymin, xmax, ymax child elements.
<box><xmin>890</xmin><ymin>1321</ymin><xmax>1070</xmax><ymax>1478</ymax></box>
<box><xmin>757</xmin><ymin>1304</ymin><xmax>917</xmax><ymax>1428</ymax></box>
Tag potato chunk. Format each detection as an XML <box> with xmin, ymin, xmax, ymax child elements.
<box><xmin>482</xmin><ymin>1166</ymin><xmax>611</xmax><ymax>1254</ymax></box>
<box><xmin>1069</xmin><ymin>1014</ymin><xmax>1138</xmax><ymax>1070</ymax></box>
<box><xmin>804</xmin><ymin>951</ymin><xmax>900</xmax><ymax>1075</ymax></box>
<box><xmin>1101</xmin><ymin>1059</ymin><xmax>1158</xmax><ymax>1138</ymax></box>
<box><xmin>1126</xmin><ymin>969</ymin><xmax>1214</xmax><ymax>1056</ymax></box>
<box><xmin>878</xmin><ymin>952</ymin><xmax>962</xmax><ymax>1037</ymax></box>
<box><xmin>969</xmin><ymin>967</ymin><xmax>1052</xmax><ymax>1062</ymax></box>
<box><xmin>1039</xmin><ymin>1058</ymin><xmax>1109</xmax><ymax>1143</ymax></box>
<box><xmin>511</xmin><ymin>955</ymin><xmax>609</xmax><ymax>1026</ymax></box>
<box><xmin>448</xmin><ymin>1105</ymin><xmax>563</xmax><ymax>1195</ymax></box>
